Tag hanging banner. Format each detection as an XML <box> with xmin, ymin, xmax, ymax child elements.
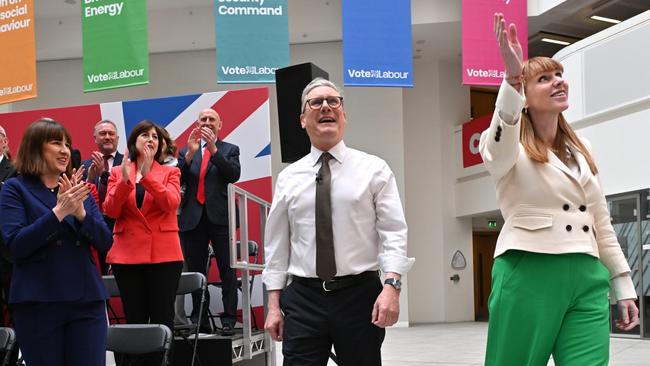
<box><xmin>0</xmin><ymin>0</ymin><xmax>36</xmax><ymax>104</ymax></box>
<box><xmin>215</xmin><ymin>0</ymin><xmax>289</xmax><ymax>84</ymax></box>
<box><xmin>342</xmin><ymin>0</ymin><xmax>413</xmax><ymax>88</ymax></box>
<box><xmin>81</xmin><ymin>0</ymin><xmax>149</xmax><ymax>92</ymax></box>
<box><xmin>462</xmin><ymin>0</ymin><xmax>528</xmax><ymax>86</ymax></box>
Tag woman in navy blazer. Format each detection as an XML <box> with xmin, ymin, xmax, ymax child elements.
<box><xmin>0</xmin><ymin>119</ymin><xmax>112</xmax><ymax>366</ymax></box>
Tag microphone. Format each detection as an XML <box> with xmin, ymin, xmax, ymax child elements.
<box><xmin>315</xmin><ymin>173</ymin><xmax>322</xmax><ymax>183</ymax></box>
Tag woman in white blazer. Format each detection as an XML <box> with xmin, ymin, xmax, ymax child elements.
<box><xmin>480</xmin><ymin>14</ymin><xmax>639</xmax><ymax>366</ymax></box>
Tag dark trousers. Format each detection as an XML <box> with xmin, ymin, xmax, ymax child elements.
<box><xmin>181</xmin><ymin>210</ymin><xmax>237</xmax><ymax>328</ymax></box>
<box><xmin>280</xmin><ymin>277</ymin><xmax>385</xmax><ymax>366</ymax></box>
<box><xmin>13</xmin><ymin>300</ymin><xmax>107</xmax><ymax>366</ymax></box>
<box><xmin>112</xmin><ymin>262</ymin><xmax>183</xmax><ymax>332</ymax></box>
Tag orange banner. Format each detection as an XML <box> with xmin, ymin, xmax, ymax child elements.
<box><xmin>0</xmin><ymin>0</ymin><xmax>36</xmax><ymax>104</ymax></box>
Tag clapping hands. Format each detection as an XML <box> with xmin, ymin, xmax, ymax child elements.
<box><xmin>53</xmin><ymin>167</ymin><xmax>90</xmax><ymax>222</ymax></box>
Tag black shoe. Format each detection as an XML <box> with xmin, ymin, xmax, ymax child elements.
<box><xmin>221</xmin><ymin>324</ymin><xmax>234</xmax><ymax>336</ymax></box>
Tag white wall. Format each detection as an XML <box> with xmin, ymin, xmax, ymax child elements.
<box><xmin>404</xmin><ymin>58</ymin><xmax>474</xmax><ymax>323</ymax></box>
<box><xmin>528</xmin><ymin>0</ymin><xmax>567</xmax><ymax>16</ymax></box>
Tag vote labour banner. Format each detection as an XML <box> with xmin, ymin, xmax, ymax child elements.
<box><xmin>215</xmin><ymin>0</ymin><xmax>289</xmax><ymax>83</ymax></box>
<box><xmin>462</xmin><ymin>113</ymin><xmax>492</xmax><ymax>168</ymax></box>
<box><xmin>81</xmin><ymin>0</ymin><xmax>149</xmax><ymax>92</ymax></box>
<box><xmin>342</xmin><ymin>0</ymin><xmax>413</xmax><ymax>87</ymax></box>
<box><xmin>462</xmin><ymin>0</ymin><xmax>527</xmax><ymax>86</ymax></box>
<box><xmin>0</xmin><ymin>0</ymin><xmax>36</xmax><ymax>104</ymax></box>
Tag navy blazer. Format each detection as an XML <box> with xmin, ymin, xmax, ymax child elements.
<box><xmin>177</xmin><ymin>140</ymin><xmax>240</xmax><ymax>230</ymax></box>
<box><xmin>81</xmin><ymin>151</ymin><xmax>124</xmax><ymax>188</ymax></box>
<box><xmin>0</xmin><ymin>176</ymin><xmax>113</xmax><ymax>303</ymax></box>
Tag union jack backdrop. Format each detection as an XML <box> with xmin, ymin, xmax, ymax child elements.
<box><xmin>0</xmin><ymin>87</ymin><xmax>272</xmax><ymax>328</ymax></box>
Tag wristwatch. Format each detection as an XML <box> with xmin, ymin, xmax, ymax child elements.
<box><xmin>384</xmin><ymin>278</ymin><xmax>402</xmax><ymax>291</ymax></box>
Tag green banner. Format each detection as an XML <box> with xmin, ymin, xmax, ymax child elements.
<box><xmin>81</xmin><ymin>0</ymin><xmax>149</xmax><ymax>92</ymax></box>
<box><xmin>215</xmin><ymin>0</ymin><xmax>289</xmax><ymax>84</ymax></box>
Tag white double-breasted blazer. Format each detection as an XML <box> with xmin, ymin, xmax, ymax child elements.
<box><xmin>479</xmin><ymin>80</ymin><xmax>635</xmax><ymax>301</ymax></box>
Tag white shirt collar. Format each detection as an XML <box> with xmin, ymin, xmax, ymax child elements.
<box><xmin>309</xmin><ymin>140</ymin><xmax>346</xmax><ymax>166</ymax></box>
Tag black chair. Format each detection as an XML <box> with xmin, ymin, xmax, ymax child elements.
<box><xmin>102</xmin><ymin>275</ymin><xmax>124</xmax><ymax>324</ymax></box>
<box><xmin>173</xmin><ymin>272</ymin><xmax>207</xmax><ymax>366</ymax></box>
<box><xmin>104</xmin><ymin>273</ymin><xmax>207</xmax><ymax>366</ymax></box>
<box><xmin>207</xmin><ymin>240</ymin><xmax>260</xmax><ymax>331</ymax></box>
<box><xmin>107</xmin><ymin>324</ymin><xmax>172</xmax><ymax>366</ymax></box>
<box><xmin>0</xmin><ymin>327</ymin><xmax>15</xmax><ymax>366</ymax></box>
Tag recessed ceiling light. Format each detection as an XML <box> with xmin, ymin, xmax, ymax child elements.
<box><xmin>541</xmin><ymin>38</ymin><xmax>571</xmax><ymax>46</ymax></box>
<box><xmin>64</xmin><ymin>0</ymin><xmax>76</xmax><ymax>4</ymax></box>
<box><xmin>590</xmin><ymin>15</ymin><xmax>621</xmax><ymax>24</ymax></box>
<box><xmin>415</xmin><ymin>40</ymin><xmax>425</xmax><ymax>44</ymax></box>
<box><xmin>413</xmin><ymin>55</ymin><xmax>422</xmax><ymax>59</ymax></box>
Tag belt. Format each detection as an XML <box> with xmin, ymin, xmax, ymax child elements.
<box><xmin>292</xmin><ymin>271</ymin><xmax>379</xmax><ymax>292</ymax></box>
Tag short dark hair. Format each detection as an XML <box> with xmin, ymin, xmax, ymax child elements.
<box><xmin>127</xmin><ymin>120</ymin><xmax>163</xmax><ymax>162</ymax></box>
<box><xmin>15</xmin><ymin>119</ymin><xmax>72</xmax><ymax>177</ymax></box>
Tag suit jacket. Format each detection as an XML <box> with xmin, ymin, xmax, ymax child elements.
<box><xmin>0</xmin><ymin>157</ymin><xmax>17</xmax><ymax>264</ymax></box>
<box><xmin>103</xmin><ymin>161</ymin><xmax>183</xmax><ymax>264</ymax></box>
<box><xmin>0</xmin><ymin>176</ymin><xmax>112</xmax><ymax>303</ymax></box>
<box><xmin>177</xmin><ymin>140</ymin><xmax>240</xmax><ymax>231</ymax></box>
<box><xmin>0</xmin><ymin>157</ymin><xmax>16</xmax><ymax>185</ymax></box>
<box><xmin>82</xmin><ymin>151</ymin><xmax>124</xmax><ymax>189</ymax></box>
<box><xmin>479</xmin><ymin>80</ymin><xmax>634</xmax><ymax>300</ymax></box>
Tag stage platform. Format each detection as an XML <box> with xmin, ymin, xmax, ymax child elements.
<box><xmin>173</xmin><ymin>329</ymin><xmax>270</xmax><ymax>366</ymax></box>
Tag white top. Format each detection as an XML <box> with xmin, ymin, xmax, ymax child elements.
<box><xmin>0</xmin><ymin>155</ymin><xmax>4</xmax><ymax>164</ymax></box>
<box><xmin>479</xmin><ymin>80</ymin><xmax>636</xmax><ymax>300</ymax></box>
<box><xmin>262</xmin><ymin>140</ymin><xmax>414</xmax><ymax>290</ymax></box>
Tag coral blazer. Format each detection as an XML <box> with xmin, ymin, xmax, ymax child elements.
<box><xmin>103</xmin><ymin>161</ymin><xmax>183</xmax><ymax>264</ymax></box>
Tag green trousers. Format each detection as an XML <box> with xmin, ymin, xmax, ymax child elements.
<box><xmin>485</xmin><ymin>250</ymin><xmax>611</xmax><ymax>366</ymax></box>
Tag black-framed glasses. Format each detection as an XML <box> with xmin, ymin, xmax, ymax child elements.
<box><xmin>200</xmin><ymin>116</ymin><xmax>216</xmax><ymax>122</ymax></box>
<box><xmin>305</xmin><ymin>96</ymin><xmax>343</xmax><ymax>110</ymax></box>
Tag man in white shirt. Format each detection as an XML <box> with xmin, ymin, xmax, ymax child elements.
<box><xmin>263</xmin><ymin>78</ymin><xmax>414</xmax><ymax>365</ymax></box>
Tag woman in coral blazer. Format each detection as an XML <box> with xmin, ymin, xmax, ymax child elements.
<box><xmin>103</xmin><ymin>120</ymin><xmax>183</xmax><ymax>339</ymax></box>
<box><xmin>479</xmin><ymin>14</ymin><xmax>639</xmax><ymax>366</ymax></box>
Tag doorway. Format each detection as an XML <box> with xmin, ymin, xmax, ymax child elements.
<box><xmin>607</xmin><ymin>189</ymin><xmax>650</xmax><ymax>337</ymax></box>
<box><xmin>473</xmin><ymin>231</ymin><xmax>498</xmax><ymax>321</ymax></box>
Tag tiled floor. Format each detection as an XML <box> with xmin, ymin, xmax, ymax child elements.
<box><xmin>274</xmin><ymin>322</ymin><xmax>650</xmax><ymax>365</ymax></box>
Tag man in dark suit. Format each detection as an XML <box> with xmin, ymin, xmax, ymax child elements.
<box><xmin>178</xmin><ymin>108</ymin><xmax>241</xmax><ymax>335</ymax></box>
<box><xmin>81</xmin><ymin>120</ymin><xmax>123</xmax><ymax>274</ymax></box>
<box><xmin>0</xmin><ymin>125</ymin><xmax>18</xmax><ymax>329</ymax></box>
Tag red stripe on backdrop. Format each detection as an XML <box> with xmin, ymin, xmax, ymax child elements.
<box><xmin>174</xmin><ymin>88</ymin><xmax>268</xmax><ymax>155</ymax></box>
<box><xmin>0</xmin><ymin>105</ymin><xmax>103</xmax><ymax>160</ymax></box>
<box><xmin>211</xmin><ymin>88</ymin><xmax>269</xmax><ymax>139</ymax></box>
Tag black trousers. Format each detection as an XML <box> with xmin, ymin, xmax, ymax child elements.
<box><xmin>112</xmin><ymin>261</ymin><xmax>183</xmax><ymax>331</ymax></box>
<box><xmin>181</xmin><ymin>210</ymin><xmax>237</xmax><ymax>328</ymax></box>
<box><xmin>280</xmin><ymin>277</ymin><xmax>385</xmax><ymax>366</ymax></box>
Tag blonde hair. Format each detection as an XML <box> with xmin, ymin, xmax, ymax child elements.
<box><xmin>520</xmin><ymin>57</ymin><xmax>598</xmax><ymax>175</ymax></box>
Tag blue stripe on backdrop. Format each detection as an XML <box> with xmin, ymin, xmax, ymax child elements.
<box><xmin>342</xmin><ymin>0</ymin><xmax>413</xmax><ymax>87</ymax></box>
<box><xmin>122</xmin><ymin>94</ymin><xmax>201</xmax><ymax>132</ymax></box>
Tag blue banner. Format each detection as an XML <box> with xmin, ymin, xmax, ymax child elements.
<box><xmin>342</xmin><ymin>0</ymin><xmax>413</xmax><ymax>87</ymax></box>
<box><xmin>215</xmin><ymin>0</ymin><xmax>289</xmax><ymax>84</ymax></box>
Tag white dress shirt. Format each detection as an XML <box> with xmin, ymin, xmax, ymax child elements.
<box><xmin>105</xmin><ymin>152</ymin><xmax>116</xmax><ymax>170</ymax></box>
<box><xmin>262</xmin><ymin>140</ymin><xmax>415</xmax><ymax>290</ymax></box>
